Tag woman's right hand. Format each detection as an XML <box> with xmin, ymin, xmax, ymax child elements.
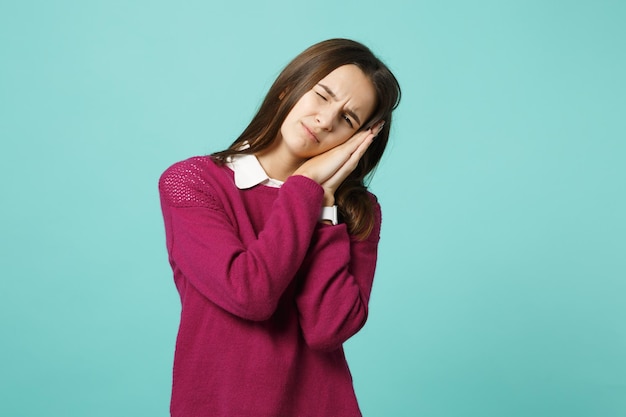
<box><xmin>293</xmin><ymin>122</ymin><xmax>383</xmax><ymax>187</ymax></box>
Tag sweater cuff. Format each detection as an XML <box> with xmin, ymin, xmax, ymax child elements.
<box><xmin>283</xmin><ymin>175</ymin><xmax>325</xmax><ymax>199</ymax></box>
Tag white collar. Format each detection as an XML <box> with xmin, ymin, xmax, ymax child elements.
<box><xmin>226</xmin><ymin>153</ymin><xmax>284</xmax><ymax>189</ymax></box>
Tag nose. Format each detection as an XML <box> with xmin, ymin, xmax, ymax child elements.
<box><xmin>315</xmin><ymin>107</ymin><xmax>334</xmax><ymax>131</ymax></box>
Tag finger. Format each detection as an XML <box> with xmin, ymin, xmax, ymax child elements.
<box><xmin>372</xmin><ymin>121</ymin><xmax>385</xmax><ymax>138</ymax></box>
<box><xmin>350</xmin><ymin>132</ymin><xmax>374</xmax><ymax>162</ymax></box>
<box><xmin>326</xmin><ymin>133</ymin><xmax>374</xmax><ymax>187</ymax></box>
<box><xmin>339</xmin><ymin>127</ymin><xmax>374</xmax><ymax>150</ymax></box>
<box><xmin>295</xmin><ymin>127</ymin><xmax>376</xmax><ymax>184</ymax></box>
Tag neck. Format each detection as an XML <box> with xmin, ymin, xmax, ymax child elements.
<box><xmin>255</xmin><ymin>141</ymin><xmax>306</xmax><ymax>182</ymax></box>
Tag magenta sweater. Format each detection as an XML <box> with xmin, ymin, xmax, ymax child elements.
<box><xmin>159</xmin><ymin>156</ymin><xmax>381</xmax><ymax>417</ymax></box>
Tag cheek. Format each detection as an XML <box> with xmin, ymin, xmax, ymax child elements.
<box><xmin>293</xmin><ymin>93</ymin><xmax>317</xmax><ymax>113</ymax></box>
<box><xmin>283</xmin><ymin>95</ymin><xmax>308</xmax><ymax>120</ymax></box>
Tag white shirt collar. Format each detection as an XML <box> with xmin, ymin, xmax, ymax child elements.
<box><xmin>226</xmin><ymin>153</ymin><xmax>284</xmax><ymax>189</ymax></box>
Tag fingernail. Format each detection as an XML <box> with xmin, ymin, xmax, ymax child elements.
<box><xmin>374</xmin><ymin>122</ymin><xmax>385</xmax><ymax>137</ymax></box>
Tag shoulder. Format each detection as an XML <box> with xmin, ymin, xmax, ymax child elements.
<box><xmin>159</xmin><ymin>156</ymin><xmax>231</xmax><ymax>208</ymax></box>
<box><xmin>160</xmin><ymin>154</ymin><xmax>218</xmax><ymax>178</ymax></box>
<box><xmin>364</xmin><ymin>187</ymin><xmax>381</xmax><ymax>209</ymax></box>
<box><xmin>365</xmin><ymin>190</ymin><xmax>382</xmax><ymax>241</ymax></box>
<box><xmin>366</xmin><ymin>190</ymin><xmax>379</xmax><ymax>206</ymax></box>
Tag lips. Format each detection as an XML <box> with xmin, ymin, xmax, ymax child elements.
<box><xmin>301</xmin><ymin>122</ymin><xmax>319</xmax><ymax>143</ymax></box>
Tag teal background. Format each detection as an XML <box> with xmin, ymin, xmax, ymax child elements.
<box><xmin>1</xmin><ymin>0</ymin><xmax>624</xmax><ymax>416</ymax></box>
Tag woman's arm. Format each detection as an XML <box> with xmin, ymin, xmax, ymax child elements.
<box><xmin>295</xmin><ymin>196</ymin><xmax>381</xmax><ymax>351</ymax></box>
<box><xmin>159</xmin><ymin>158</ymin><xmax>324</xmax><ymax>321</ymax></box>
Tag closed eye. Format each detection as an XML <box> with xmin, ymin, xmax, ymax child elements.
<box><xmin>316</xmin><ymin>82</ymin><xmax>363</xmax><ymax>127</ymax></box>
<box><xmin>342</xmin><ymin>114</ymin><xmax>354</xmax><ymax>128</ymax></box>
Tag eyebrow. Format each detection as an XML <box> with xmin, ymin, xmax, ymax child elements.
<box><xmin>317</xmin><ymin>83</ymin><xmax>362</xmax><ymax>126</ymax></box>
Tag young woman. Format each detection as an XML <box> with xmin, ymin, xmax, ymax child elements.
<box><xmin>159</xmin><ymin>38</ymin><xmax>401</xmax><ymax>417</ymax></box>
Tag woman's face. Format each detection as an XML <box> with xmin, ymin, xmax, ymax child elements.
<box><xmin>278</xmin><ymin>64</ymin><xmax>377</xmax><ymax>160</ymax></box>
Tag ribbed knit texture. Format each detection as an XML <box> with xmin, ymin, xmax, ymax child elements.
<box><xmin>159</xmin><ymin>156</ymin><xmax>381</xmax><ymax>417</ymax></box>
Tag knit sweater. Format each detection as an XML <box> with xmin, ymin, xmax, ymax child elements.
<box><xmin>158</xmin><ymin>156</ymin><xmax>381</xmax><ymax>417</ymax></box>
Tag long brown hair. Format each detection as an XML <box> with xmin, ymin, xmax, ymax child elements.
<box><xmin>212</xmin><ymin>38</ymin><xmax>401</xmax><ymax>239</ymax></box>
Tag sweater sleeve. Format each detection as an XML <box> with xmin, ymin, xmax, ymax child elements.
<box><xmin>159</xmin><ymin>158</ymin><xmax>324</xmax><ymax>321</ymax></box>
<box><xmin>295</xmin><ymin>196</ymin><xmax>382</xmax><ymax>351</ymax></box>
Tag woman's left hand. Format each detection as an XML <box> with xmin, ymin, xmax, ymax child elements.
<box><xmin>320</xmin><ymin>122</ymin><xmax>384</xmax><ymax>205</ymax></box>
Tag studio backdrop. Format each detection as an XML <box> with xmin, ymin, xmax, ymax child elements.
<box><xmin>1</xmin><ymin>1</ymin><xmax>624</xmax><ymax>416</ymax></box>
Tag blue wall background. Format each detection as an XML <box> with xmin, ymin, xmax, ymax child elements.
<box><xmin>1</xmin><ymin>1</ymin><xmax>624</xmax><ymax>416</ymax></box>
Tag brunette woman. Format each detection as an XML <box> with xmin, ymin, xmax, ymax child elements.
<box><xmin>159</xmin><ymin>38</ymin><xmax>401</xmax><ymax>417</ymax></box>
